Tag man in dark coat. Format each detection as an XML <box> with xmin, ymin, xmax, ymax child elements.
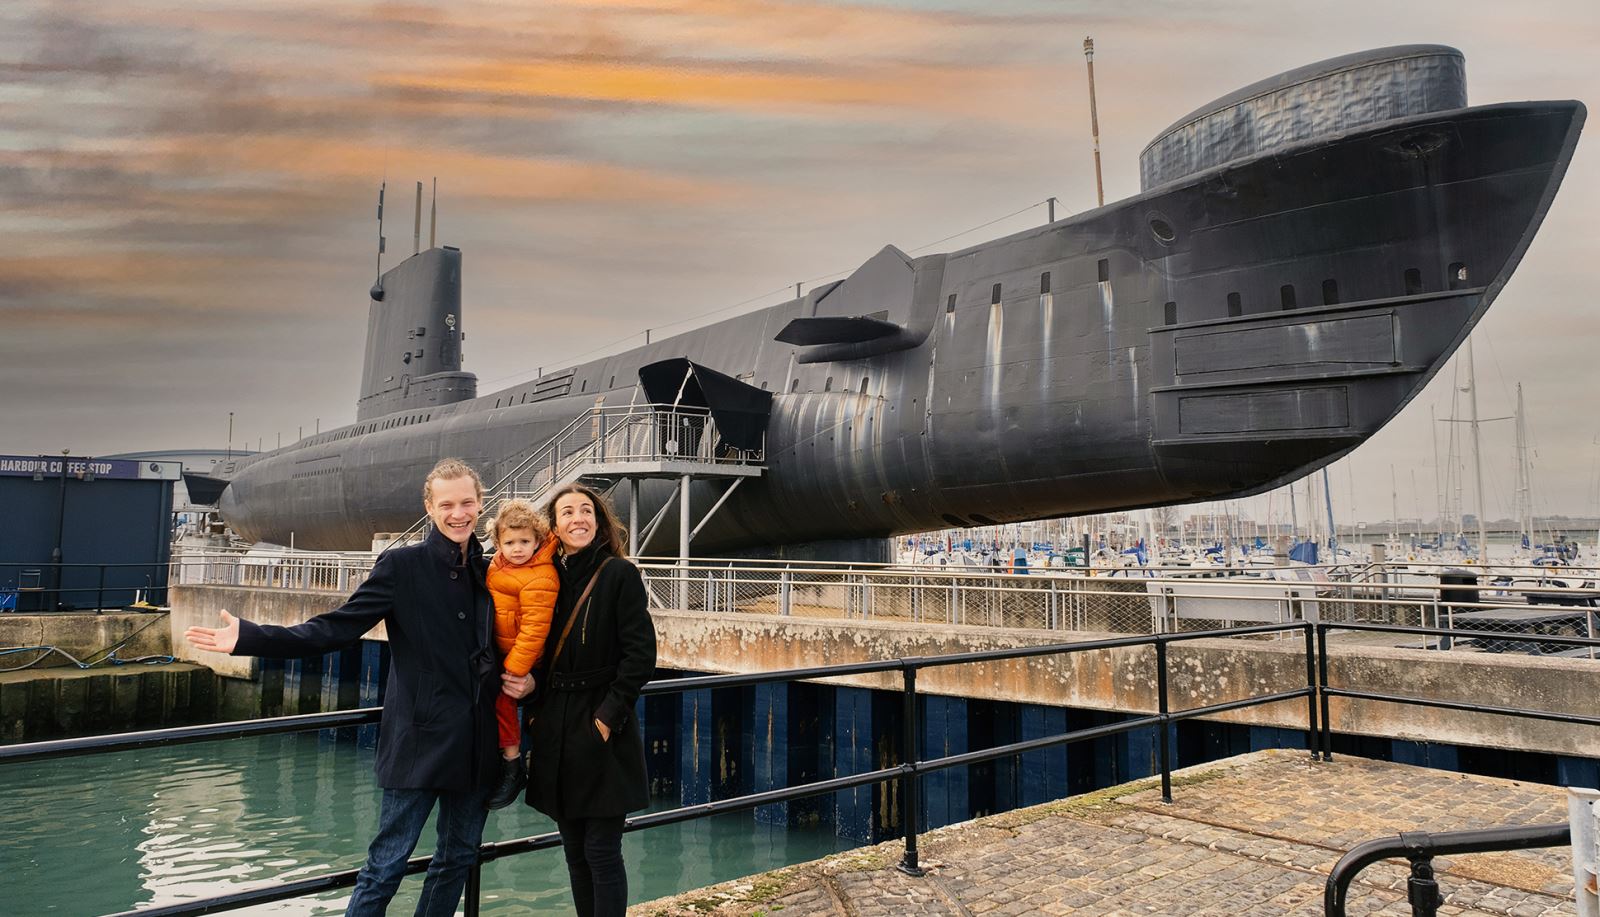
<box><xmin>186</xmin><ymin>459</ymin><xmax>499</xmax><ymax>916</ymax></box>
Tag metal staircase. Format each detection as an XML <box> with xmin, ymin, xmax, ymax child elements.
<box><xmin>388</xmin><ymin>402</ymin><xmax>765</xmax><ymax>553</ymax></box>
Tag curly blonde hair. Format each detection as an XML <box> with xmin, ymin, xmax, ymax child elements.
<box><xmin>488</xmin><ymin>499</ymin><xmax>548</xmax><ymax>544</ymax></box>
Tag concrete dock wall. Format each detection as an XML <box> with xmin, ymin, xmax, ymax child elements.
<box><xmin>0</xmin><ymin>664</ymin><xmax>217</xmax><ymax>742</ymax></box>
<box><xmin>649</xmin><ymin>609</ymin><xmax>1600</xmax><ymax>759</ymax></box>
<box><xmin>0</xmin><ymin>612</ymin><xmax>172</xmax><ymax>667</ymax></box>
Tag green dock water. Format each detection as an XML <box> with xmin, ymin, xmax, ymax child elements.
<box><xmin>1</xmin><ymin>732</ymin><xmax>853</xmax><ymax>915</ymax></box>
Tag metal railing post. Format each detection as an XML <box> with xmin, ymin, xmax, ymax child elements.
<box><xmin>1155</xmin><ymin>639</ymin><xmax>1172</xmax><ymax>803</ymax></box>
<box><xmin>1304</xmin><ymin>622</ymin><xmax>1321</xmax><ymax>760</ymax></box>
<box><xmin>1404</xmin><ymin>845</ymin><xmax>1443</xmax><ymax>917</ymax></box>
<box><xmin>1571</xmin><ymin>787</ymin><xmax>1599</xmax><ymax>917</ymax></box>
<box><xmin>464</xmin><ymin>862</ymin><xmax>482</xmax><ymax>917</ymax></box>
<box><xmin>898</xmin><ymin>662</ymin><xmax>926</xmax><ymax>877</ymax></box>
<box><xmin>96</xmin><ymin>565</ymin><xmax>106</xmax><ymax>612</ymax></box>
<box><xmin>1317</xmin><ymin>623</ymin><xmax>1333</xmax><ymax>761</ymax></box>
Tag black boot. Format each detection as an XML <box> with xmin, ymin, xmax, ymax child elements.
<box><xmin>486</xmin><ymin>756</ymin><xmax>526</xmax><ymax>810</ymax></box>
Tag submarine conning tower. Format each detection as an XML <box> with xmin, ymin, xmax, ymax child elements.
<box><xmin>1139</xmin><ymin>44</ymin><xmax>1467</xmax><ymax>191</ymax></box>
<box><xmin>357</xmin><ymin>246</ymin><xmax>478</xmax><ymax>421</ymax></box>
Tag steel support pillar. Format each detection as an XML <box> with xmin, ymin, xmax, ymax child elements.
<box><xmin>678</xmin><ymin>474</ymin><xmax>691</xmax><ymax>610</ymax></box>
<box><xmin>628</xmin><ymin>479</ymin><xmax>639</xmax><ymax>558</ymax></box>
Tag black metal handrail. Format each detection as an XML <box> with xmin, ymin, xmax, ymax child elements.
<box><xmin>1</xmin><ymin>561</ymin><xmax>171</xmax><ymax>612</ymax></box>
<box><xmin>1314</xmin><ymin>622</ymin><xmax>1600</xmax><ymax>761</ymax></box>
<box><xmin>3</xmin><ymin>622</ymin><xmax>1318</xmax><ymax>917</ymax></box>
<box><xmin>1323</xmin><ymin>823</ymin><xmax>1571</xmax><ymax>917</ymax></box>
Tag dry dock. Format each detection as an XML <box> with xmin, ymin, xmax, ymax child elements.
<box><xmin>635</xmin><ymin>749</ymin><xmax>1579</xmax><ymax>916</ymax></box>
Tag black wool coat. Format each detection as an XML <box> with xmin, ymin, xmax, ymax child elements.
<box><xmin>233</xmin><ymin>525</ymin><xmax>499</xmax><ymax>793</ymax></box>
<box><xmin>524</xmin><ymin>544</ymin><xmax>657</xmax><ymax>820</ymax></box>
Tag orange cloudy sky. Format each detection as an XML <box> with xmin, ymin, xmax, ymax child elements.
<box><xmin>3</xmin><ymin>0</ymin><xmax>1598</xmax><ymax>524</ymax></box>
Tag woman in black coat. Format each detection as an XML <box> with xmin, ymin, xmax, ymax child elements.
<box><xmin>522</xmin><ymin>482</ymin><xmax>656</xmax><ymax>917</ymax></box>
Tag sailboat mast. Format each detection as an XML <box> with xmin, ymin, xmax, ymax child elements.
<box><xmin>1390</xmin><ymin>465</ymin><xmax>1399</xmax><ymax>542</ymax></box>
<box><xmin>1322</xmin><ymin>468</ymin><xmax>1337</xmax><ymax>556</ymax></box>
<box><xmin>1514</xmin><ymin>383</ymin><xmax>1533</xmax><ymax>543</ymax></box>
<box><xmin>1431</xmin><ymin>404</ymin><xmax>1443</xmax><ymax>540</ymax></box>
<box><xmin>1466</xmin><ymin>338</ymin><xmax>1489</xmax><ymax>561</ymax></box>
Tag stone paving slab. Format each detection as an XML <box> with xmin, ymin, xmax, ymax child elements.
<box><xmin>633</xmin><ymin>749</ymin><xmax>1580</xmax><ymax>916</ymax></box>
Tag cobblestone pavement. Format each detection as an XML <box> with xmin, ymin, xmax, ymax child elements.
<box><xmin>634</xmin><ymin>750</ymin><xmax>1580</xmax><ymax>916</ymax></box>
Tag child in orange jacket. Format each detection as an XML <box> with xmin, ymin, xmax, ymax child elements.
<box><xmin>483</xmin><ymin>498</ymin><xmax>560</xmax><ymax>809</ymax></box>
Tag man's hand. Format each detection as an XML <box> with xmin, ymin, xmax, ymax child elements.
<box><xmin>502</xmin><ymin>671</ymin><xmax>535</xmax><ymax>699</ymax></box>
<box><xmin>595</xmin><ymin>719</ymin><xmax>611</xmax><ymax>742</ymax></box>
<box><xmin>185</xmin><ymin>610</ymin><xmax>240</xmax><ymax>654</ymax></box>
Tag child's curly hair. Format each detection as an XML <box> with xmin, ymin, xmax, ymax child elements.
<box><xmin>487</xmin><ymin>499</ymin><xmax>548</xmax><ymax>544</ymax></box>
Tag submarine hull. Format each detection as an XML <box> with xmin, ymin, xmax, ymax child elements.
<box><xmin>219</xmin><ymin>99</ymin><xmax>1584</xmax><ymax>553</ymax></box>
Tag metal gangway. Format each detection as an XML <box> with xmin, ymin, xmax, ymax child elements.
<box><xmin>388</xmin><ymin>402</ymin><xmax>764</xmax><ymax>594</ymax></box>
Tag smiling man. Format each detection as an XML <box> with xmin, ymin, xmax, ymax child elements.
<box><xmin>185</xmin><ymin>458</ymin><xmax>499</xmax><ymax>916</ymax></box>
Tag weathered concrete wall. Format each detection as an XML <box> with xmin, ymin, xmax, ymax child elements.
<box><xmin>0</xmin><ymin>664</ymin><xmax>216</xmax><ymax>742</ymax></box>
<box><xmin>0</xmin><ymin>612</ymin><xmax>171</xmax><ymax>667</ymax></box>
<box><xmin>651</xmin><ymin>610</ymin><xmax>1600</xmax><ymax>758</ymax></box>
<box><xmin>169</xmin><ymin>585</ymin><xmax>386</xmax><ymax>678</ymax></box>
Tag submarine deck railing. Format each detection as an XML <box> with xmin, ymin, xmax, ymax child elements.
<box><xmin>161</xmin><ymin>551</ymin><xmax>1599</xmax><ymax>654</ymax></box>
<box><xmin>1</xmin><ymin>621</ymin><xmax>1323</xmax><ymax>917</ymax></box>
<box><xmin>386</xmin><ymin>402</ymin><xmax>761</xmax><ymax>545</ymax></box>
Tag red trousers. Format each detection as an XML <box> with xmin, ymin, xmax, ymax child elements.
<box><xmin>495</xmin><ymin>692</ymin><xmax>520</xmax><ymax>749</ymax></box>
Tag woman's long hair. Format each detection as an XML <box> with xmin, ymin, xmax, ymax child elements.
<box><xmin>544</xmin><ymin>482</ymin><xmax>630</xmax><ymax>558</ymax></box>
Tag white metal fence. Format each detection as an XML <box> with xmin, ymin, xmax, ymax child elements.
<box><xmin>169</xmin><ymin>548</ymin><xmax>1597</xmax><ymax>655</ymax></box>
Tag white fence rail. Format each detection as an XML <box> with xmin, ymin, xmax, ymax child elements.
<box><xmin>169</xmin><ymin>548</ymin><xmax>1598</xmax><ymax>655</ymax></box>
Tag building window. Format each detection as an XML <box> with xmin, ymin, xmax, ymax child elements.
<box><xmin>1227</xmin><ymin>292</ymin><xmax>1242</xmax><ymax>317</ymax></box>
<box><xmin>608</xmin><ymin>375</ymin><xmax>615</xmax><ymax>388</ymax></box>
<box><xmin>990</xmin><ymin>283</ymin><xmax>1001</xmax><ymax>305</ymax></box>
<box><xmin>1040</xmin><ymin>272</ymin><xmax>1051</xmax><ymax>294</ymax></box>
<box><xmin>1449</xmin><ymin>262</ymin><xmax>1468</xmax><ymax>288</ymax></box>
<box><xmin>790</xmin><ymin>378</ymin><xmax>799</xmax><ymax>393</ymax></box>
<box><xmin>1280</xmin><ymin>285</ymin><xmax>1297</xmax><ymax>310</ymax></box>
<box><xmin>1404</xmin><ymin>268</ymin><xmax>1423</xmax><ymax>295</ymax></box>
<box><xmin>824</xmin><ymin>376</ymin><xmax>833</xmax><ymax>392</ymax></box>
<box><xmin>1097</xmin><ymin>259</ymin><xmax>1110</xmax><ymax>283</ymax></box>
<box><xmin>946</xmin><ymin>294</ymin><xmax>956</xmax><ymax>313</ymax></box>
<box><xmin>580</xmin><ymin>380</ymin><xmax>586</xmax><ymax>392</ymax></box>
<box><xmin>1164</xmin><ymin>301</ymin><xmax>1178</xmax><ymax>325</ymax></box>
<box><xmin>860</xmin><ymin>375</ymin><xmax>869</xmax><ymax>393</ymax></box>
<box><xmin>1322</xmin><ymin>279</ymin><xmax>1339</xmax><ymax>305</ymax></box>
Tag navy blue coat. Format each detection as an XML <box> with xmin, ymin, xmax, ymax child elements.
<box><xmin>233</xmin><ymin>526</ymin><xmax>499</xmax><ymax>792</ymax></box>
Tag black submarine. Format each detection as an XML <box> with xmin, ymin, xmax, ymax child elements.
<box><xmin>202</xmin><ymin>45</ymin><xmax>1584</xmax><ymax>559</ymax></box>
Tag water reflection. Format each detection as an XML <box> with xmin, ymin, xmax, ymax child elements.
<box><xmin>2</xmin><ymin>733</ymin><xmax>853</xmax><ymax>914</ymax></box>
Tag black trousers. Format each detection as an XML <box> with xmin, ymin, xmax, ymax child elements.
<box><xmin>555</xmin><ymin>815</ymin><xmax>627</xmax><ymax>917</ymax></box>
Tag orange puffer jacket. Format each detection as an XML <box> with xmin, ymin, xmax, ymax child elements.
<box><xmin>486</xmin><ymin>535</ymin><xmax>560</xmax><ymax>677</ymax></box>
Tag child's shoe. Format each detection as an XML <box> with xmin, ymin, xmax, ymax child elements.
<box><xmin>485</xmin><ymin>756</ymin><xmax>526</xmax><ymax>809</ymax></box>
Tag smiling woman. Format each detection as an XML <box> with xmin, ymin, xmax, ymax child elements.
<box><xmin>523</xmin><ymin>482</ymin><xmax>656</xmax><ymax>917</ymax></box>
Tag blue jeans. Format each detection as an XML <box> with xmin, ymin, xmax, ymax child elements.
<box><xmin>345</xmin><ymin>786</ymin><xmax>490</xmax><ymax>917</ymax></box>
